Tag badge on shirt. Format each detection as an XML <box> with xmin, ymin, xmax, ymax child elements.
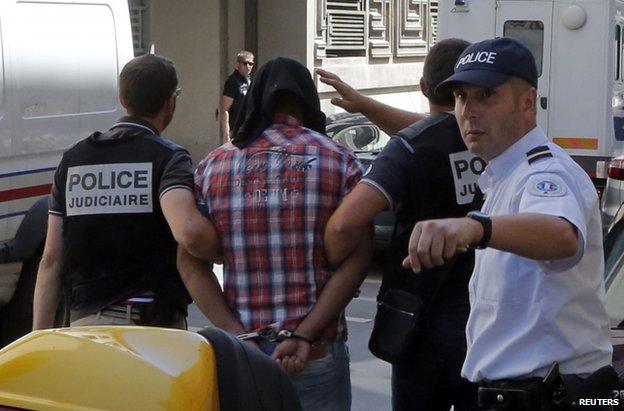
<box><xmin>527</xmin><ymin>174</ymin><xmax>567</xmax><ymax>197</ymax></box>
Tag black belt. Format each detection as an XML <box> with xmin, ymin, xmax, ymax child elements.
<box><xmin>97</xmin><ymin>298</ymin><xmax>185</xmax><ymax>328</ymax></box>
<box><xmin>478</xmin><ymin>364</ymin><xmax>621</xmax><ymax>410</ymax></box>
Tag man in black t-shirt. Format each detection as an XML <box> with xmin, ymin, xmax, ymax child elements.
<box><xmin>33</xmin><ymin>55</ymin><xmax>220</xmax><ymax>330</ymax></box>
<box><xmin>322</xmin><ymin>39</ymin><xmax>482</xmax><ymax>411</ymax></box>
<box><xmin>220</xmin><ymin>50</ymin><xmax>254</xmax><ymax>143</ymax></box>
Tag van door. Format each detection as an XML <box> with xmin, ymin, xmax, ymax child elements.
<box><xmin>3</xmin><ymin>0</ymin><xmax>128</xmax><ymax>240</ymax></box>
<box><xmin>495</xmin><ymin>1</ymin><xmax>553</xmax><ymax>132</ymax></box>
<box><xmin>0</xmin><ymin>21</ymin><xmax>9</xmax><ymax>242</ymax></box>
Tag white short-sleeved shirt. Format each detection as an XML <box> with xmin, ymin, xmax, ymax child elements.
<box><xmin>461</xmin><ymin>126</ymin><xmax>613</xmax><ymax>382</ymax></box>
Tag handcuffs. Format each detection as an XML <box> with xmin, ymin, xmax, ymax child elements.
<box><xmin>237</xmin><ymin>328</ymin><xmax>313</xmax><ymax>344</ymax></box>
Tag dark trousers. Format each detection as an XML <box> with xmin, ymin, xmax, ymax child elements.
<box><xmin>391</xmin><ymin>312</ymin><xmax>479</xmax><ymax>411</ymax></box>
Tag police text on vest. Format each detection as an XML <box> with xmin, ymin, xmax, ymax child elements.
<box><xmin>65</xmin><ymin>163</ymin><xmax>153</xmax><ymax>216</ymax></box>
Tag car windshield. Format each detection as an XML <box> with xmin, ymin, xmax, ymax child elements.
<box><xmin>329</xmin><ymin>123</ymin><xmax>391</xmax><ymax>153</ymax></box>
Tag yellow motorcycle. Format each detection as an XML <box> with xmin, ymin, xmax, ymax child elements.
<box><xmin>0</xmin><ymin>326</ymin><xmax>301</xmax><ymax>411</ymax></box>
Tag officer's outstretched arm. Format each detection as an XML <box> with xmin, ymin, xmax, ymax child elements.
<box><xmin>486</xmin><ymin>214</ymin><xmax>578</xmax><ymax>260</ymax></box>
<box><xmin>176</xmin><ymin>247</ymin><xmax>245</xmax><ymax>335</ymax></box>
<box><xmin>316</xmin><ymin>68</ymin><xmax>424</xmax><ymax>135</ymax></box>
<box><xmin>402</xmin><ymin>214</ymin><xmax>579</xmax><ymax>273</ymax></box>
<box><xmin>161</xmin><ymin>188</ymin><xmax>222</xmax><ymax>262</ymax></box>
<box><xmin>33</xmin><ymin>215</ymin><xmax>65</xmax><ymax>329</ymax></box>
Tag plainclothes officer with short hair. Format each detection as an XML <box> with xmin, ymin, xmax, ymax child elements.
<box><xmin>33</xmin><ymin>54</ymin><xmax>220</xmax><ymax>329</ymax></box>
<box><xmin>403</xmin><ymin>38</ymin><xmax>616</xmax><ymax>410</ymax></box>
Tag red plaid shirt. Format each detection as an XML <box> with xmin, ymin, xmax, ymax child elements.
<box><xmin>195</xmin><ymin>115</ymin><xmax>362</xmax><ymax>340</ymax></box>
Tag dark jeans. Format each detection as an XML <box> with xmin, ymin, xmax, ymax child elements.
<box><xmin>391</xmin><ymin>312</ymin><xmax>479</xmax><ymax>411</ymax></box>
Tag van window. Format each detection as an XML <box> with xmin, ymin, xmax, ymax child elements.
<box><xmin>10</xmin><ymin>3</ymin><xmax>118</xmax><ymax>118</ymax></box>
<box><xmin>503</xmin><ymin>20</ymin><xmax>544</xmax><ymax>76</ymax></box>
<box><xmin>616</xmin><ymin>25</ymin><xmax>621</xmax><ymax>81</ymax></box>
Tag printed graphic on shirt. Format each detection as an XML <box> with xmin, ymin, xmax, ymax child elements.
<box><xmin>240</xmin><ymin>83</ymin><xmax>249</xmax><ymax>95</ymax></box>
<box><xmin>235</xmin><ymin>148</ymin><xmax>317</xmax><ymax>205</ymax></box>
<box><xmin>449</xmin><ymin>150</ymin><xmax>486</xmax><ymax>204</ymax></box>
<box><xmin>527</xmin><ymin>173</ymin><xmax>567</xmax><ymax>197</ymax></box>
<box><xmin>65</xmin><ymin>163</ymin><xmax>153</xmax><ymax>216</ymax></box>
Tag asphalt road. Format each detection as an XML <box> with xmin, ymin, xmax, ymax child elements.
<box><xmin>186</xmin><ymin>265</ymin><xmax>392</xmax><ymax>411</ymax></box>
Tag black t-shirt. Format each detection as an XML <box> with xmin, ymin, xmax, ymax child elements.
<box><xmin>362</xmin><ymin>113</ymin><xmax>485</xmax><ymax>319</ymax></box>
<box><xmin>223</xmin><ymin>70</ymin><xmax>250</xmax><ymax>129</ymax></box>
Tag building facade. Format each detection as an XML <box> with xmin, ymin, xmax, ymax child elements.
<box><xmin>129</xmin><ymin>0</ymin><xmax>437</xmax><ymax>161</ymax></box>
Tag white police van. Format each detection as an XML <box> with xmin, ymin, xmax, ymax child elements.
<box><xmin>0</xmin><ymin>0</ymin><xmax>134</xmax><ymax>345</ymax></box>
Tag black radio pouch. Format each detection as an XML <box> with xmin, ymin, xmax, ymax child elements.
<box><xmin>368</xmin><ymin>288</ymin><xmax>424</xmax><ymax>363</ymax></box>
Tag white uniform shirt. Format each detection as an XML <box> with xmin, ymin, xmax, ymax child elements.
<box><xmin>461</xmin><ymin>126</ymin><xmax>612</xmax><ymax>382</ymax></box>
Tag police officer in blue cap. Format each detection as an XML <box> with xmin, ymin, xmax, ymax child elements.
<box><xmin>403</xmin><ymin>37</ymin><xmax>618</xmax><ymax>410</ymax></box>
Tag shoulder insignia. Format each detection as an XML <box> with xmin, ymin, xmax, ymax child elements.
<box><xmin>526</xmin><ymin>173</ymin><xmax>567</xmax><ymax>197</ymax></box>
<box><xmin>526</xmin><ymin>145</ymin><xmax>553</xmax><ymax>165</ymax></box>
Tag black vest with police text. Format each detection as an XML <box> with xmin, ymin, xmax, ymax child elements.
<box><xmin>56</xmin><ymin>125</ymin><xmax>192</xmax><ymax>315</ymax></box>
<box><xmin>382</xmin><ymin>112</ymin><xmax>485</xmax><ymax>317</ymax></box>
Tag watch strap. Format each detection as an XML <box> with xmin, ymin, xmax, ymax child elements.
<box><xmin>467</xmin><ymin>211</ymin><xmax>492</xmax><ymax>249</ymax></box>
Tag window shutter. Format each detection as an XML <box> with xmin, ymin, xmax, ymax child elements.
<box><xmin>326</xmin><ymin>0</ymin><xmax>366</xmax><ymax>55</ymax></box>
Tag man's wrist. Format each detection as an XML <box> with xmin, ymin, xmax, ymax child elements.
<box><xmin>359</xmin><ymin>95</ymin><xmax>376</xmax><ymax>116</ymax></box>
<box><xmin>280</xmin><ymin>329</ymin><xmax>314</xmax><ymax>344</ymax></box>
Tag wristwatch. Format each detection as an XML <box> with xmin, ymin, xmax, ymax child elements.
<box><xmin>467</xmin><ymin>211</ymin><xmax>492</xmax><ymax>249</ymax></box>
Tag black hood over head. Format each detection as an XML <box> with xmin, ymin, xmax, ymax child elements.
<box><xmin>230</xmin><ymin>57</ymin><xmax>326</xmax><ymax>148</ymax></box>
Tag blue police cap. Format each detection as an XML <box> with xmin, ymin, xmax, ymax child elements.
<box><xmin>436</xmin><ymin>37</ymin><xmax>538</xmax><ymax>94</ymax></box>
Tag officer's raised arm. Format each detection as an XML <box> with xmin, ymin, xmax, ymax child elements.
<box><xmin>316</xmin><ymin>68</ymin><xmax>425</xmax><ymax>135</ymax></box>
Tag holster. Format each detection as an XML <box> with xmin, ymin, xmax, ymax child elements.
<box><xmin>553</xmin><ymin>365</ymin><xmax>621</xmax><ymax>406</ymax></box>
<box><xmin>478</xmin><ymin>379</ymin><xmax>545</xmax><ymax>409</ymax></box>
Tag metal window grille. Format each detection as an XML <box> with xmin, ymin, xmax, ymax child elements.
<box><xmin>128</xmin><ymin>0</ymin><xmax>149</xmax><ymax>56</ymax></box>
<box><xmin>429</xmin><ymin>0</ymin><xmax>438</xmax><ymax>45</ymax></box>
<box><xmin>326</xmin><ymin>0</ymin><xmax>366</xmax><ymax>55</ymax></box>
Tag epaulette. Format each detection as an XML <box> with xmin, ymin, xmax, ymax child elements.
<box><xmin>526</xmin><ymin>145</ymin><xmax>552</xmax><ymax>165</ymax></box>
<box><xmin>396</xmin><ymin>112</ymin><xmax>452</xmax><ymax>142</ymax></box>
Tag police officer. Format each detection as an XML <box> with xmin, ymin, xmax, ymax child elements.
<box><xmin>33</xmin><ymin>54</ymin><xmax>220</xmax><ymax>329</ymax></box>
<box><xmin>323</xmin><ymin>39</ymin><xmax>482</xmax><ymax>410</ymax></box>
<box><xmin>403</xmin><ymin>38</ymin><xmax>617</xmax><ymax>410</ymax></box>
